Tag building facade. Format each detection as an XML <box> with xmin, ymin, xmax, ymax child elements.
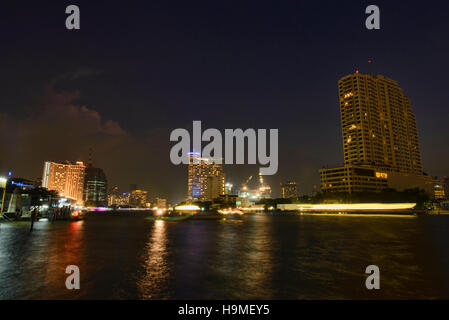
<box><xmin>280</xmin><ymin>181</ymin><xmax>298</xmax><ymax>198</ymax></box>
<box><xmin>320</xmin><ymin>73</ymin><xmax>440</xmax><ymax>198</ymax></box>
<box><xmin>129</xmin><ymin>189</ymin><xmax>148</xmax><ymax>208</ymax></box>
<box><xmin>154</xmin><ymin>197</ymin><xmax>167</xmax><ymax>209</ymax></box>
<box><xmin>339</xmin><ymin>73</ymin><xmax>422</xmax><ymax>174</ymax></box>
<box><xmin>320</xmin><ymin>165</ymin><xmax>388</xmax><ymax>193</ymax></box>
<box><xmin>187</xmin><ymin>153</ymin><xmax>225</xmax><ymax>201</ymax></box>
<box><xmin>108</xmin><ymin>186</ymin><xmax>120</xmax><ymax>206</ymax></box>
<box><xmin>109</xmin><ymin>192</ymin><xmax>131</xmax><ymax>207</ymax></box>
<box><xmin>444</xmin><ymin>177</ymin><xmax>449</xmax><ymax>200</ymax></box>
<box><xmin>434</xmin><ymin>183</ymin><xmax>446</xmax><ymax>200</ymax></box>
<box><xmin>83</xmin><ymin>165</ymin><xmax>108</xmax><ymax>207</ymax></box>
<box><xmin>42</xmin><ymin>161</ymin><xmax>86</xmax><ymax>204</ymax></box>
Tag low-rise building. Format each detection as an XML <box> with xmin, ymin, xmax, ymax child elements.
<box><xmin>320</xmin><ymin>164</ymin><xmax>441</xmax><ymax>199</ymax></box>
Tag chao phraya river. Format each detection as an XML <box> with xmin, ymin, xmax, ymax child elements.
<box><xmin>0</xmin><ymin>212</ymin><xmax>448</xmax><ymax>299</ymax></box>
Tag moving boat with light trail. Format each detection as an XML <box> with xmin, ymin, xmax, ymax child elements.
<box><xmin>277</xmin><ymin>203</ymin><xmax>417</xmax><ymax>215</ymax></box>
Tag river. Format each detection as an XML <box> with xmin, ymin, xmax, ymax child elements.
<box><xmin>0</xmin><ymin>212</ymin><xmax>448</xmax><ymax>299</ymax></box>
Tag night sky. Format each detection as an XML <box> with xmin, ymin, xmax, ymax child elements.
<box><xmin>1</xmin><ymin>0</ymin><xmax>449</xmax><ymax>203</ymax></box>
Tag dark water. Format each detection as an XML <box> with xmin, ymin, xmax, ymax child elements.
<box><xmin>1</xmin><ymin>213</ymin><xmax>449</xmax><ymax>299</ymax></box>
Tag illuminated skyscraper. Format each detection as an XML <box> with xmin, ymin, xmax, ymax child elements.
<box><xmin>83</xmin><ymin>148</ymin><xmax>108</xmax><ymax>207</ymax></box>
<box><xmin>187</xmin><ymin>153</ymin><xmax>225</xmax><ymax>201</ymax></box>
<box><xmin>320</xmin><ymin>72</ymin><xmax>439</xmax><ymax>197</ymax></box>
<box><xmin>108</xmin><ymin>186</ymin><xmax>120</xmax><ymax>206</ymax></box>
<box><xmin>129</xmin><ymin>189</ymin><xmax>148</xmax><ymax>208</ymax></box>
<box><xmin>83</xmin><ymin>166</ymin><xmax>108</xmax><ymax>207</ymax></box>
<box><xmin>258</xmin><ymin>172</ymin><xmax>272</xmax><ymax>199</ymax></box>
<box><xmin>42</xmin><ymin>161</ymin><xmax>86</xmax><ymax>204</ymax></box>
<box><xmin>281</xmin><ymin>181</ymin><xmax>298</xmax><ymax>199</ymax></box>
<box><xmin>339</xmin><ymin>73</ymin><xmax>422</xmax><ymax>173</ymax></box>
<box><xmin>154</xmin><ymin>197</ymin><xmax>167</xmax><ymax>209</ymax></box>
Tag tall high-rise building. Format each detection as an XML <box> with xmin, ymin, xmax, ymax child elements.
<box><xmin>42</xmin><ymin>161</ymin><xmax>86</xmax><ymax>204</ymax></box>
<box><xmin>187</xmin><ymin>153</ymin><xmax>225</xmax><ymax>201</ymax></box>
<box><xmin>83</xmin><ymin>148</ymin><xmax>108</xmax><ymax>207</ymax></box>
<box><xmin>281</xmin><ymin>181</ymin><xmax>298</xmax><ymax>199</ymax></box>
<box><xmin>338</xmin><ymin>73</ymin><xmax>422</xmax><ymax>174</ymax></box>
<box><xmin>108</xmin><ymin>185</ymin><xmax>120</xmax><ymax>206</ymax></box>
<box><xmin>154</xmin><ymin>197</ymin><xmax>167</xmax><ymax>209</ymax></box>
<box><xmin>129</xmin><ymin>189</ymin><xmax>148</xmax><ymax>208</ymax></box>
<box><xmin>108</xmin><ymin>190</ymin><xmax>131</xmax><ymax>207</ymax></box>
<box><xmin>83</xmin><ymin>165</ymin><xmax>108</xmax><ymax>207</ymax></box>
<box><xmin>258</xmin><ymin>172</ymin><xmax>272</xmax><ymax>199</ymax></box>
<box><xmin>320</xmin><ymin>72</ymin><xmax>439</xmax><ymax>197</ymax></box>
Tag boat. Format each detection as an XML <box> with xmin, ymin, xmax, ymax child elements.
<box><xmin>70</xmin><ymin>209</ymin><xmax>87</xmax><ymax>221</ymax></box>
<box><xmin>146</xmin><ymin>214</ymin><xmax>192</xmax><ymax>221</ymax></box>
<box><xmin>218</xmin><ymin>208</ymin><xmax>244</xmax><ymax>220</ymax></box>
<box><xmin>190</xmin><ymin>211</ymin><xmax>223</xmax><ymax>220</ymax></box>
<box><xmin>146</xmin><ymin>208</ymin><xmax>193</xmax><ymax>221</ymax></box>
<box><xmin>277</xmin><ymin>203</ymin><xmax>418</xmax><ymax>215</ymax></box>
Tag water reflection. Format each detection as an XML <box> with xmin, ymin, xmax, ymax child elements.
<box><xmin>138</xmin><ymin>220</ymin><xmax>170</xmax><ymax>299</ymax></box>
<box><xmin>1</xmin><ymin>214</ymin><xmax>449</xmax><ymax>299</ymax></box>
<box><xmin>217</xmin><ymin>215</ymin><xmax>275</xmax><ymax>299</ymax></box>
<box><xmin>0</xmin><ymin>220</ymin><xmax>87</xmax><ymax>299</ymax></box>
<box><xmin>42</xmin><ymin>221</ymin><xmax>85</xmax><ymax>299</ymax></box>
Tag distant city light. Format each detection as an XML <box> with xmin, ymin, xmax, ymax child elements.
<box><xmin>278</xmin><ymin>203</ymin><xmax>417</xmax><ymax>212</ymax></box>
<box><xmin>175</xmin><ymin>204</ymin><xmax>200</xmax><ymax>211</ymax></box>
<box><xmin>217</xmin><ymin>208</ymin><xmax>244</xmax><ymax>215</ymax></box>
<box><xmin>11</xmin><ymin>181</ymin><xmax>33</xmax><ymax>188</ymax></box>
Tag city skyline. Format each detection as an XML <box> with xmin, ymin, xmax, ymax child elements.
<box><xmin>2</xmin><ymin>0</ymin><xmax>449</xmax><ymax>304</ymax></box>
<box><xmin>1</xmin><ymin>1</ymin><xmax>449</xmax><ymax>203</ymax></box>
<box><xmin>5</xmin><ymin>63</ymin><xmax>448</xmax><ymax>204</ymax></box>
<box><xmin>31</xmin><ymin>71</ymin><xmax>445</xmax><ymax>205</ymax></box>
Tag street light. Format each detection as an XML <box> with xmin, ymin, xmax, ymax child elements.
<box><xmin>0</xmin><ymin>177</ymin><xmax>7</xmax><ymax>217</ymax></box>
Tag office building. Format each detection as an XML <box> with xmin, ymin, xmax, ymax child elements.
<box><xmin>154</xmin><ymin>197</ymin><xmax>167</xmax><ymax>209</ymax></box>
<box><xmin>108</xmin><ymin>186</ymin><xmax>120</xmax><ymax>206</ymax></box>
<box><xmin>129</xmin><ymin>189</ymin><xmax>148</xmax><ymax>208</ymax></box>
<box><xmin>187</xmin><ymin>153</ymin><xmax>225</xmax><ymax>201</ymax></box>
<box><xmin>258</xmin><ymin>173</ymin><xmax>272</xmax><ymax>199</ymax></box>
<box><xmin>42</xmin><ymin>161</ymin><xmax>86</xmax><ymax>204</ymax></box>
<box><xmin>281</xmin><ymin>181</ymin><xmax>298</xmax><ymax>199</ymax></box>
<box><xmin>320</xmin><ymin>72</ymin><xmax>440</xmax><ymax>198</ymax></box>
<box><xmin>434</xmin><ymin>183</ymin><xmax>446</xmax><ymax>200</ymax></box>
<box><xmin>83</xmin><ymin>165</ymin><xmax>108</xmax><ymax>207</ymax></box>
<box><xmin>444</xmin><ymin>177</ymin><xmax>449</xmax><ymax>200</ymax></box>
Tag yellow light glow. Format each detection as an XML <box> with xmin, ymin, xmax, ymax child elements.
<box><xmin>218</xmin><ymin>208</ymin><xmax>244</xmax><ymax>215</ymax></box>
<box><xmin>375</xmin><ymin>172</ymin><xmax>388</xmax><ymax>179</ymax></box>
<box><xmin>175</xmin><ymin>205</ymin><xmax>200</xmax><ymax>211</ymax></box>
<box><xmin>240</xmin><ymin>206</ymin><xmax>265</xmax><ymax>211</ymax></box>
<box><xmin>294</xmin><ymin>203</ymin><xmax>416</xmax><ymax>212</ymax></box>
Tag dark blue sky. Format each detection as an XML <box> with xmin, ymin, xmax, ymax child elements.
<box><xmin>1</xmin><ymin>0</ymin><xmax>449</xmax><ymax>202</ymax></box>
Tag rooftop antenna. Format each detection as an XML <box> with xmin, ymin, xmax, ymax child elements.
<box><xmin>88</xmin><ymin>147</ymin><xmax>93</xmax><ymax>167</ymax></box>
<box><xmin>367</xmin><ymin>58</ymin><xmax>374</xmax><ymax>76</ymax></box>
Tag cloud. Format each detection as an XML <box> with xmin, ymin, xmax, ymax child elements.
<box><xmin>48</xmin><ymin>69</ymin><xmax>103</xmax><ymax>86</ymax></box>
<box><xmin>0</xmin><ymin>73</ymin><xmax>190</xmax><ymax>202</ymax></box>
<box><xmin>0</xmin><ymin>77</ymin><xmax>131</xmax><ymax>185</ymax></box>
